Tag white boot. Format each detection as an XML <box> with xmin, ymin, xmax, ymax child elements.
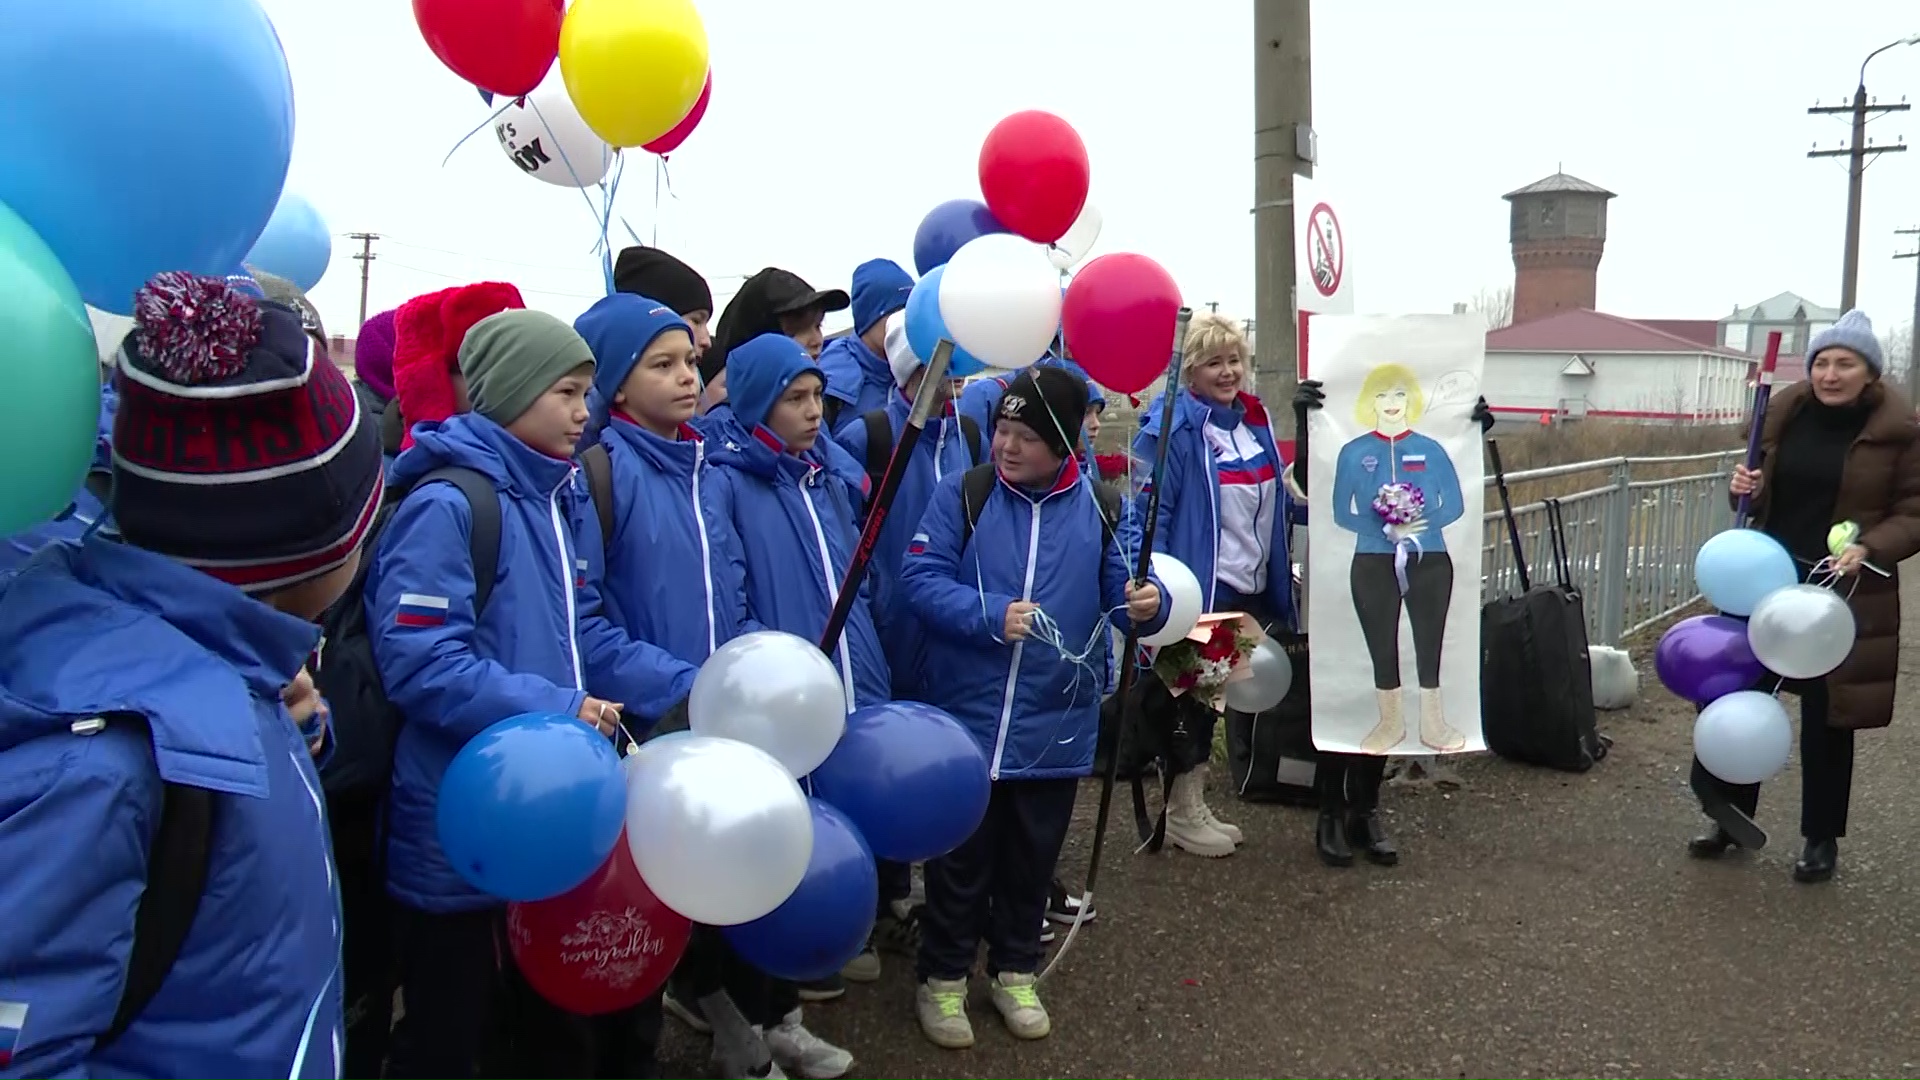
<box><xmin>1164</xmin><ymin>770</ymin><xmax>1235</xmax><ymax>857</ymax></box>
<box><xmin>1419</xmin><ymin>687</ymin><xmax>1466</xmax><ymax>752</ymax></box>
<box><xmin>1359</xmin><ymin>688</ymin><xmax>1407</xmax><ymax>754</ymax></box>
<box><xmin>1188</xmin><ymin>762</ymin><xmax>1243</xmax><ymax>844</ymax></box>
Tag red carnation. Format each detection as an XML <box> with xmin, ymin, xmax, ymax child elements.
<box><xmin>1199</xmin><ymin>623</ymin><xmax>1237</xmax><ymax>662</ymax></box>
<box><xmin>132</xmin><ymin>271</ymin><xmax>262</xmax><ymax>384</ymax></box>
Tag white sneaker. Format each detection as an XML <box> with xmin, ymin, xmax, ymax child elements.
<box><xmin>1040</xmin><ymin>915</ymin><xmax>1056</xmax><ymax>944</ymax></box>
<box><xmin>989</xmin><ymin>972</ymin><xmax>1051</xmax><ymax>1040</ymax></box>
<box><xmin>1189</xmin><ymin>763</ymin><xmax>1244</xmax><ymax>844</ymax></box>
<box><xmin>840</xmin><ymin>941</ymin><xmax>881</xmax><ymax>982</ymax></box>
<box><xmin>916</xmin><ymin>978</ymin><xmax>975</xmax><ymax>1049</ymax></box>
<box><xmin>709</xmin><ymin>1023</ymin><xmax>785</xmax><ymax>1079</ymax></box>
<box><xmin>1165</xmin><ymin>771</ymin><xmax>1236</xmax><ymax>857</ymax></box>
<box><xmin>766</xmin><ymin>1009</ymin><xmax>853</xmax><ymax>1079</ymax></box>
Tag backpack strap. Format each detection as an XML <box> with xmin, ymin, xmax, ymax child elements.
<box><xmin>1090</xmin><ymin>480</ymin><xmax>1121</xmax><ymax>552</ymax></box>
<box><xmin>861</xmin><ymin>410</ymin><xmax>892</xmax><ymax>491</ymax></box>
<box><xmin>959</xmin><ymin>415</ymin><xmax>984</xmax><ymax>467</ymax></box>
<box><xmin>580</xmin><ymin>443</ymin><xmax>615</xmax><ymax>545</ymax></box>
<box><xmin>416</xmin><ymin>466</ymin><xmax>504</xmax><ymax>614</ymax></box>
<box><xmin>105</xmin><ymin>743</ymin><xmax>213</xmax><ymax>1049</ymax></box>
<box><xmin>957</xmin><ymin>463</ymin><xmax>997</xmax><ymax>551</ymax></box>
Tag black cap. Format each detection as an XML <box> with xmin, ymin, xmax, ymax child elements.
<box><xmin>757</xmin><ymin>267</ymin><xmax>849</xmax><ymax>317</ymax></box>
<box><xmin>997</xmin><ymin>366</ymin><xmax>1087</xmax><ymax>461</ymax></box>
<box><xmin>613</xmin><ymin>246</ymin><xmax>713</xmax><ymax>317</ymax></box>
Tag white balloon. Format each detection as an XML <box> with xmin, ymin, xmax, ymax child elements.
<box><xmin>688</xmin><ymin>631</ymin><xmax>847</xmax><ymax>777</ymax></box>
<box><xmin>1046</xmin><ymin>204</ymin><xmax>1103</xmax><ymax>271</ymax></box>
<box><xmin>493</xmin><ymin>72</ymin><xmax>614</xmax><ymax>188</ymax></box>
<box><xmin>1693</xmin><ymin>690</ymin><xmax>1793</xmax><ymax>785</ymax></box>
<box><xmin>1747</xmin><ymin>583</ymin><xmax>1856</xmax><ymax>679</ymax></box>
<box><xmin>625</xmin><ymin>736</ymin><xmax>814</xmax><ymax>926</ymax></box>
<box><xmin>1141</xmin><ymin>552</ymin><xmax>1202</xmax><ymax>647</ymax></box>
<box><xmin>1224</xmin><ymin>635</ymin><xmax>1293</xmax><ymax>713</ymax></box>
<box><xmin>938</xmin><ymin>233</ymin><xmax>1063</xmax><ymax>369</ymax></box>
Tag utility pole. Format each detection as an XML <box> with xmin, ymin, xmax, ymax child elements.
<box><xmin>1253</xmin><ymin>0</ymin><xmax>1313</xmax><ymax>435</ymax></box>
<box><xmin>347</xmin><ymin>232</ymin><xmax>381</xmax><ymax>332</ymax></box>
<box><xmin>1808</xmin><ymin>35</ymin><xmax>1917</xmax><ymax>311</ymax></box>
<box><xmin>1897</xmin><ymin>227</ymin><xmax>1920</xmax><ymax>402</ymax></box>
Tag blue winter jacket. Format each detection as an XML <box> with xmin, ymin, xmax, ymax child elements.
<box><xmin>835</xmin><ymin>391</ymin><xmax>981</xmax><ymax>698</ymax></box>
<box><xmin>705</xmin><ymin>419</ymin><xmax>891</xmax><ymax>711</ymax></box>
<box><xmin>0</xmin><ymin>537</ymin><xmax>342</xmax><ymax>1079</ymax></box>
<box><xmin>900</xmin><ymin>459</ymin><xmax>1169</xmax><ymax>780</ymax></box>
<box><xmin>818</xmin><ymin>334</ymin><xmax>896</xmax><ymax>441</ymax></box>
<box><xmin>1131</xmin><ymin>389</ymin><xmax>1300</xmax><ymax>627</ymax></box>
<box><xmin>0</xmin><ymin>383</ymin><xmax>116</xmax><ymax>574</ymax></box>
<box><xmin>368</xmin><ymin>413</ymin><xmax>671</xmax><ymax>912</ymax></box>
<box><xmin>1330</xmin><ymin>429</ymin><xmax>1464</xmax><ymax>554</ymax></box>
<box><xmin>692</xmin><ymin>401</ymin><xmax>736</xmax><ymax>439</ymax></box>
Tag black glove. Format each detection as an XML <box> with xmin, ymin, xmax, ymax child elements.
<box><xmin>1471</xmin><ymin>396</ymin><xmax>1494</xmax><ymax>434</ymax></box>
<box><xmin>1293</xmin><ymin>380</ymin><xmax>1326</xmax><ymax>412</ymax></box>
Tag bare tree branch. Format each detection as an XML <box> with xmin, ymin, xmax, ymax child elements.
<box><xmin>1470</xmin><ymin>286</ymin><xmax>1514</xmax><ymax>331</ymax></box>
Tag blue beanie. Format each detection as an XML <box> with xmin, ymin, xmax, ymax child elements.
<box><xmin>850</xmin><ymin>258</ymin><xmax>915</xmax><ymax>335</ymax></box>
<box><xmin>1806</xmin><ymin>309</ymin><xmax>1884</xmax><ymax>375</ymax></box>
<box><xmin>727</xmin><ymin>332</ymin><xmax>823</xmax><ymax>431</ymax></box>
<box><xmin>574</xmin><ymin>293</ymin><xmax>692</xmax><ymax>405</ymax></box>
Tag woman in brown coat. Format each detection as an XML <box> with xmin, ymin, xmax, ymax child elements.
<box><xmin>1690</xmin><ymin>309</ymin><xmax>1920</xmax><ymax>882</ymax></box>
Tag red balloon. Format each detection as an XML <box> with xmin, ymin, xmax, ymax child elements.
<box><xmin>1061</xmin><ymin>253</ymin><xmax>1182</xmax><ymax>396</ymax></box>
<box><xmin>977</xmin><ymin>111</ymin><xmax>1090</xmax><ymax>245</ymax></box>
<box><xmin>414</xmin><ymin>0</ymin><xmax>563</xmax><ymax>99</ymax></box>
<box><xmin>505</xmin><ymin>832</ymin><xmax>692</xmax><ymax>1016</ymax></box>
<box><xmin>644</xmin><ymin>70</ymin><xmax>712</xmax><ymax>156</ymax></box>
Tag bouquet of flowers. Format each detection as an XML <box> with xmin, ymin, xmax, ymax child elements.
<box><xmin>1373</xmin><ymin>481</ymin><xmax>1425</xmax><ymax>528</ymax></box>
<box><xmin>1151</xmin><ymin>612</ymin><xmax>1264</xmax><ymax>711</ymax></box>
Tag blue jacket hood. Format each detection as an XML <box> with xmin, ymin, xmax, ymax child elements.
<box><xmin>391</xmin><ymin>411</ymin><xmax>575</xmax><ymax>499</ymax></box>
<box><xmin>818</xmin><ymin>332</ymin><xmax>894</xmax><ymax>427</ymax></box>
<box><xmin>575</xmin><ymin>292</ymin><xmax>693</xmax><ymax>407</ymax></box>
<box><xmin>726</xmin><ymin>333</ymin><xmax>825</xmax><ymax>431</ymax></box>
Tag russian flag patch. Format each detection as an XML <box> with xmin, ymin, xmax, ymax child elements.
<box><xmin>0</xmin><ymin>1001</ymin><xmax>28</xmax><ymax>1067</ymax></box>
<box><xmin>907</xmin><ymin>531</ymin><xmax>929</xmax><ymax>556</ymax></box>
<box><xmin>1403</xmin><ymin>453</ymin><xmax>1428</xmax><ymax>473</ymax></box>
<box><xmin>576</xmin><ymin>558</ymin><xmax>589</xmax><ymax>589</ymax></box>
<box><xmin>395</xmin><ymin>593</ymin><xmax>450</xmax><ymax>628</ymax></box>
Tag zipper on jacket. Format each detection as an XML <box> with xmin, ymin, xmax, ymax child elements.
<box><xmin>691</xmin><ymin>441</ymin><xmax>718</xmax><ymax>657</ymax></box>
<box><xmin>798</xmin><ymin>479</ymin><xmax>856</xmax><ymax>708</ymax></box>
<box><xmin>933</xmin><ymin>418</ymin><xmax>949</xmax><ymax>483</ymax></box>
<box><xmin>548</xmin><ymin>475</ymin><xmax>584</xmax><ymax>689</ymax></box>
<box><xmin>990</xmin><ymin>496</ymin><xmax>1045</xmax><ymax>780</ymax></box>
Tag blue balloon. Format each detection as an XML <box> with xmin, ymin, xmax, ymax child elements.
<box><xmin>810</xmin><ymin>702</ymin><xmax>991</xmax><ymax>863</ymax></box>
<box><xmin>904</xmin><ymin>267</ymin><xmax>988</xmax><ymax>379</ymax></box>
<box><xmin>245</xmin><ymin>192</ymin><xmax>332</xmax><ymax>292</ymax></box>
<box><xmin>1695</xmin><ymin>527</ymin><xmax>1798</xmax><ymax>617</ymax></box>
<box><xmin>722</xmin><ymin>800</ymin><xmax>877</xmax><ymax>982</ymax></box>
<box><xmin>0</xmin><ymin>0</ymin><xmax>296</xmax><ymax>314</ymax></box>
<box><xmin>436</xmin><ymin>713</ymin><xmax>628</xmax><ymax>902</ymax></box>
<box><xmin>912</xmin><ymin>199</ymin><xmax>1009</xmax><ymax>277</ymax></box>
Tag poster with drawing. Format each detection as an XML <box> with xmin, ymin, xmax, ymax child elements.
<box><xmin>1305</xmin><ymin>314</ymin><xmax>1486</xmax><ymax>756</ymax></box>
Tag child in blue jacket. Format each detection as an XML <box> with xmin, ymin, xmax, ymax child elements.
<box><xmin>818</xmin><ymin>257</ymin><xmax>914</xmax><ymax>438</ymax></box>
<box><xmin>900</xmin><ymin>366</ymin><xmax>1166</xmax><ymax>1051</ymax></box>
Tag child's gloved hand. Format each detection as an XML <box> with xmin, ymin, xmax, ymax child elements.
<box><xmin>1125</xmin><ymin>580</ymin><xmax>1163</xmax><ymax>624</ymax></box>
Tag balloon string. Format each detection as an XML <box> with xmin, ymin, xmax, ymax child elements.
<box><xmin>654</xmin><ymin>156</ymin><xmax>664</xmax><ymax>247</ymax></box>
<box><xmin>524</xmin><ymin>95</ymin><xmax>610</xmax><ymax>225</ymax></box>
<box><xmin>440</xmin><ymin>98</ymin><xmax>520</xmax><ymax>169</ymax></box>
<box><xmin>614</xmin><ymin>716</ymin><xmax>640</xmax><ymax>757</ymax></box>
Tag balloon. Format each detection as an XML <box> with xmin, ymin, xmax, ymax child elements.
<box><xmin>0</xmin><ymin>0</ymin><xmax>294</xmax><ymax>314</ymax></box>
<box><xmin>506</xmin><ymin>832</ymin><xmax>692</xmax><ymax>1015</ymax></box>
<box><xmin>903</xmin><ymin>267</ymin><xmax>988</xmax><ymax>379</ymax></box>
<box><xmin>1654</xmin><ymin>614</ymin><xmax>1765</xmax><ymax>704</ymax></box>
<box><xmin>0</xmin><ymin>203</ymin><xmax>101</xmax><ymax>535</ymax></box>
<box><xmin>436</xmin><ymin>713</ymin><xmax>627</xmax><ymax>902</ymax></box>
<box><xmin>1224</xmin><ymin>635</ymin><xmax>1294</xmax><ymax>713</ymax></box>
<box><xmin>559</xmin><ymin>0</ymin><xmax>710</xmax><ymax>149</ymax></box>
<box><xmin>1693</xmin><ymin>690</ymin><xmax>1793</xmax><ymax>785</ymax></box>
<box><xmin>977</xmin><ymin>110</ymin><xmax>1091</xmax><ymax>244</ymax></box>
<box><xmin>1061</xmin><ymin>253</ymin><xmax>1183</xmax><ymax>395</ymax></box>
<box><xmin>688</xmin><ymin>631</ymin><xmax>847</xmax><ymax>778</ymax></box>
<box><xmin>624</xmin><ymin>736</ymin><xmax>813</xmax><ymax>925</ymax></box>
<box><xmin>1140</xmin><ymin>552</ymin><xmax>1202</xmax><ymax>648</ymax></box>
<box><xmin>722</xmin><ymin>800</ymin><xmax>878</xmax><ymax>982</ymax></box>
<box><xmin>938</xmin><ymin>234</ymin><xmax>1063</xmax><ymax>370</ymax></box>
<box><xmin>414</xmin><ymin>0</ymin><xmax>562</xmax><ymax>98</ymax></box>
<box><xmin>493</xmin><ymin>71</ymin><xmax>614</xmax><ymax>188</ymax></box>
<box><xmin>1693</xmin><ymin>528</ymin><xmax>1797</xmax><ymax>617</ymax></box>
<box><xmin>1046</xmin><ymin>204</ymin><xmax>1103</xmax><ymax>271</ymax></box>
<box><xmin>810</xmin><ymin>702</ymin><xmax>991</xmax><ymax>863</ymax></box>
<box><xmin>913</xmin><ymin>199</ymin><xmax>1010</xmax><ymax>277</ymax></box>
<box><xmin>244</xmin><ymin>193</ymin><xmax>332</xmax><ymax>293</ymax></box>
<box><xmin>643</xmin><ymin>70</ymin><xmax>712</xmax><ymax>155</ymax></box>
<box><xmin>1747</xmin><ymin>584</ymin><xmax>1857</xmax><ymax>679</ymax></box>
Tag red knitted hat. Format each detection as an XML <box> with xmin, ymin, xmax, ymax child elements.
<box><xmin>391</xmin><ymin>281</ymin><xmax>524</xmax><ymax>449</ymax></box>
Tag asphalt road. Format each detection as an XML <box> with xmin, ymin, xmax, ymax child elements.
<box><xmin>660</xmin><ymin>579</ymin><xmax>1920</xmax><ymax>1079</ymax></box>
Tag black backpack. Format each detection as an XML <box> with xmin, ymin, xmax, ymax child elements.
<box><xmin>862</xmin><ymin>409</ymin><xmax>984</xmax><ymax>494</ymax></box>
<box><xmin>956</xmin><ymin>462</ymin><xmax>1117</xmax><ymax>551</ymax></box>
<box><xmin>313</xmin><ymin>467</ymin><xmax>502</xmax><ymax>796</ymax></box>
<box><xmin>579</xmin><ymin>442</ymin><xmax>618</xmax><ymax>544</ymax></box>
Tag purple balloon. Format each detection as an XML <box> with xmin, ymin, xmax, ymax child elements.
<box><xmin>1655</xmin><ymin>614</ymin><xmax>1765</xmax><ymax>704</ymax></box>
<box><xmin>912</xmin><ymin>199</ymin><xmax>1009</xmax><ymax>277</ymax></box>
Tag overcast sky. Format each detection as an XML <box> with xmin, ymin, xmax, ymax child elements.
<box><xmin>268</xmin><ymin>0</ymin><xmax>1920</xmax><ymax>341</ymax></box>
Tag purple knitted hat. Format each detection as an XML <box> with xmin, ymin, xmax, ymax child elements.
<box><xmin>354</xmin><ymin>308</ymin><xmax>398</xmax><ymax>400</ymax></box>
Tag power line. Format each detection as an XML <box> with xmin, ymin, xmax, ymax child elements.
<box><xmin>347</xmin><ymin>232</ymin><xmax>380</xmax><ymax>332</ymax></box>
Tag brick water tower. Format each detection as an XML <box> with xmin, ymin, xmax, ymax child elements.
<box><xmin>1504</xmin><ymin>171</ymin><xmax>1615</xmax><ymax>326</ymax></box>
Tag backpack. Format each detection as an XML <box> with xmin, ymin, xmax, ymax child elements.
<box><xmin>862</xmin><ymin>410</ymin><xmax>983</xmax><ymax>493</ymax></box>
<box><xmin>579</xmin><ymin>442</ymin><xmax>616</xmax><ymax>544</ymax></box>
<box><xmin>956</xmin><ymin>462</ymin><xmax>1117</xmax><ymax>552</ymax></box>
<box><xmin>313</xmin><ymin>467</ymin><xmax>502</xmax><ymax>796</ymax></box>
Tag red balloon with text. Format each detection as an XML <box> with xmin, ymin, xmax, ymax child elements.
<box><xmin>506</xmin><ymin>831</ymin><xmax>692</xmax><ymax>1015</ymax></box>
<box><xmin>413</xmin><ymin>0</ymin><xmax>563</xmax><ymax>99</ymax></box>
<box><xmin>977</xmin><ymin>111</ymin><xmax>1090</xmax><ymax>245</ymax></box>
<box><xmin>1061</xmin><ymin>253</ymin><xmax>1183</xmax><ymax>396</ymax></box>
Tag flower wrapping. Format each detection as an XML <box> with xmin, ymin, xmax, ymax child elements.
<box><xmin>1150</xmin><ymin>612</ymin><xmax>1264</xmax><ymax>710</ymax></box>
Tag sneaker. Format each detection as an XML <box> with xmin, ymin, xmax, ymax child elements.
<box><xmin>840</xmin><ymin>942</ymin><xmax>881</xmax><ymax>983</ymax></box>
<box><xmin>709</xmin><ymin>1022</ymin><xmax>785</xmax><ymax>1079</ymax></box>
<box><xmin>766</xmin><ymin>1008</ymin><xmax>854</xmax><ymax>1079</ymax></box>
<box><xmin>1045</xmin><ymin>880</ymin><xmax>1098</xmax><ymax>925</ymax></box>
<box><xmin>872</xmin><ymin>900</ymin><xmax>921</xmax><ymax>957</ymax></box>
<box><xmin>663</xmin><ymin>989</ymin><xmax>713</xmax><ymax>1034</ymax></box>
<box><xmin>989</xmin><ymin>972</ymin><xmax>1051</xmax><ymax>1040</ymax></box>
<box><xmin>916</xmin><ymin>978</ymin><xmax>975</xmax><ymax>1049</ymax></box>
<box><xmin>795</xmin><ymin>974</ymin><xmax>845</xmax><ymax>1003</ymax></box>
<box><xmin>1039</xmin><ymin>916</ymin><xmax>1056</xmax><ymax>945</ymax></box>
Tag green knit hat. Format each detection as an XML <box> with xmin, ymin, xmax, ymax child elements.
<box><xmin>458</xmin><ymin>309</ymin><xmax>596</xmax><ymax>426</ymax></box>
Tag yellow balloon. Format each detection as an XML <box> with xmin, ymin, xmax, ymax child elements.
<box><xmin>559</xmin><ymin>0</ymin><xmax>710</xmax><ymax>149</ymax></box>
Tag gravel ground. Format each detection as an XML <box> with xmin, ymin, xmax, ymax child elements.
<box><xmin>660</xmin><ymin>581</ymin><xmax>1920</xmax><ymax>1078</ymax></box>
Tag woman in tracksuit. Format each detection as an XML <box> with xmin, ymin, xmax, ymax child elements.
<box><xmin>901</xmin><ymin>366</ymin><xmax>1166</xmax><ymax>1051</ymax></box>
<box><xmin>1130</xmin><ymin>313</ymin><xmax>1302</xmax><ymax>858</ymax></box>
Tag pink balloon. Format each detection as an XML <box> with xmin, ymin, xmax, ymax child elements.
<box><xmin>644</xmin><ymin>70</ymin><xmax>712</xmax><ymax>155</ymax></box>
<box><xmin>1061</xmin><ymin>253</ymin><xmax>1182</xmax><ymax>395</ymax></box>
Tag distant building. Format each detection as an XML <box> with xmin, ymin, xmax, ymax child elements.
<box><xmin>1505</xmin><ymin>172</ymin><xmax>1615</xmax><ymax>326</ymax></box>
<box><xmin>1717</xmin><ymin>291</ymin><xmax>1838</xmax><ymax>383</ymax></box>
<box><xmin>327</xmin><ymin>335</ymin><xmax>356</xmax><ymax>376</ymax></box>
<box><xmin>1484</xmin><ymin>309</ymin><xmax>1754</xmax><ymax>426</ymax></box>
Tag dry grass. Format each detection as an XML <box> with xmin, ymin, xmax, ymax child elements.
<box><xmin>1486</xmin><ymin>421</ymin><xmax>1743</xmax><ymax>504</ymax></box>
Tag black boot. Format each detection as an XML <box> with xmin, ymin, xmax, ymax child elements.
<box><xmin>1348</xmin><ymin>810</ymin><xmax>1399</xmax><ymax>866</ymax></box>
<box><xmin>1792</xmin><ymin>838</ymin><xmax>1838</xmax><ymax>883</ymax></box>
<box><xmin>1315</xmin><ymin>810</ymin><xmax>1354</xmax><ymax>867</ymax></box>
<box><xmin>1343</xmin><ymin>755</ymin><xmax>1394</xmax><ymax>865</ymax></box>
<box><xmin>1687</xmin><ymin>826</ymin><xmax>1739</xmax><ymax>859</ymax></box>
<box><xmin>1312</xmin><ymin>760</ymin><xmax>1353</xmax><ymax>867</ymax></box>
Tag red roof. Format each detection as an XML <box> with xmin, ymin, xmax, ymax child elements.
<box><xmin>1631</xmin><ymin>319</ymin><xmax>1719</xmax><ymax>349</ymax></box>
<box><xmin>1486</xmin><ymin>308</ymin><xmax>1750</xmax><ymax>358</ymax></box>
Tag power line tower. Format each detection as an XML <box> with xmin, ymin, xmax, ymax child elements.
<box><xmin>1253</xmin><ymin>0</ymin><xmax>1313</xmax><ymax>434</ymax></box>
<box><xmin>1897</xmin><ymin>226</ymin><xmax>1919</xmax><ymax>401</ymax></box>
<box><xmin>1808</xmin><ymin>42</ymin><xmax>1913</xmax><ymax>311</ymax></box>
<box><xmin>347</xmin><ymin>232</ymin><xmax>381</xmax><ymax>332</ymax></box>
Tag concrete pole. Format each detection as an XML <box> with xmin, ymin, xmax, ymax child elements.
<box><xmin>1252</xmin><ymin>0</ymin><xmax>1312</xmax><ymax>436</ymax></box>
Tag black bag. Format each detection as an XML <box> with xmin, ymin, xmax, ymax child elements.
<box><xmin>1480</xmin><ymin>442</ymin><xmax>1609</xmax><ymax>772</ymax></box>
<box><xmin>1226</xmin><ymin>627</ymin><xmax>1319</xmax><ymax>804</ymax></box>
<box><xmin>862</xmin><ymin>408</ymin><xmax>983</xmax><ymax>492</ymax></box>
<box><xmin>1094</xmin><ymin>669</ymin><xmax>1215</xmax><ymax>850</ymax></box>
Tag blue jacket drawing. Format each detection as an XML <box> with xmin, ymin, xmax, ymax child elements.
<box><xmin>367</xmin><ymin>413</ymin><xmax>670</xmax><ymax>912</ymax></box>
<box><xmin>818</xmin><ymin>333</ymin><xmax>894</xmax><ymax>440</ymax></box>
<box><xmin>0</xmin><ymin>382</ymin><xmax>117</xmax><ymax>574</ymax></box>
<box><xmin>1330</xmin><ymin>429</ymin><xmax>1464</xmax><ymax>555</ymax></box>
<box><xmin>0</xmin><ymin>536</ymin><xmax>342</xmax><ymax>1079</ymax></box>
<box><xmin>1131</xmin><ymin>389</ymin><xmax>1300</xmax><ymax>627</ymax></box>
<box><xmin>900</xmin><ymin>460</ymin><xmax>1169</xmax><ymax>780</ymax></box>
<box><xmin>835</xmin><ymin>391</ymin><xmax>979</xmax><ymax>698</ymax></box>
